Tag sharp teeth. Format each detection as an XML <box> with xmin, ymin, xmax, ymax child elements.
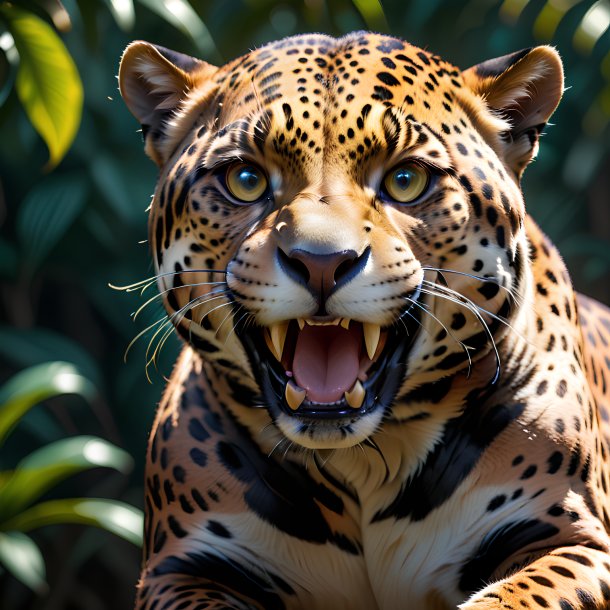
<box><xmin>344</xmin><ymin>380</ymin><xmax>365</xmax><ymax>409</ymax></box>
<box><xmin>270</xmin><ymin>321</ymin><xmax>289</xmax><ymax>361</ymax></box>
<box><xmin>340</xmin><ymin>318</ymin><xmax>351</xmax><ymax>329</ymax></box>
<box><xmin>285</xmin><ymin>381</ymin><xmax>306</xmax><ymax>410</ymax></box>
<box><xmin>305</xmin><ymin>319</ymin><xmax>314</xmax><ymax>326</ymax></box>
<box><xmin>363</xmin><ymin>323</ymin><xmax>381</xmax><ymax>360</ymax></box>
<box><xmin>264</xmin><ymin>330</ymin><xmax>280</xmax><ymax>361</ymax></box>
<box><xmin>297</xmin><ymin>318</ymin><xmax>305</xmax><ymax>330</ymax></box>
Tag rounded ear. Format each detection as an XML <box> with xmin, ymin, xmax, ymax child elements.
<box><xmin>119</xmin><ymin>42</ymin><xmax>216</xmax><ymax>165</ymax></box>
<box><xmin>462</xmin><ymin>46</ymin><xmax>564</xmax><ymax>178</ymax></box>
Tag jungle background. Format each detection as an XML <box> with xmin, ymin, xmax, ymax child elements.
<box><xmin>0</xmin><ymin>0</ymin><xmax>609</xmax><ymax>608</ymax></box>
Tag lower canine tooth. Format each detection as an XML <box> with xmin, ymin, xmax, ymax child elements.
<box><xmin>285</xmin><ymin>381</ymin><xmax>306</xmax><ymax>410</ymax></box>
<box><xmin>363</xmin><ymin>322</ymin><xmax>381</xmax><ymax>360</ymax></box>
<box><xmin>344</xmin><ymin>380</ymin><xmax>365</xmax><ymax>409</ymax></box>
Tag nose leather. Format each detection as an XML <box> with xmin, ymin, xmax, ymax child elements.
<box><xmin>288</xmin><ymin>249</ymin><xmax>358</xmax><ymax>300</ymax></box>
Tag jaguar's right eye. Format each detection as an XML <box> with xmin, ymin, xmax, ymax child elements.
<box><xmin>225</xmin><ymin>163</ymin><xmax>269</xmax><ymax>203</ymax></box>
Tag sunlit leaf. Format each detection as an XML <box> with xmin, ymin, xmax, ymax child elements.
<box><xmin>38</xmin><ymin>0</ymin><xmax>72</xmax><ymax>32</ymax></box>
<box><xmin>0</xmin><ymin>362</ymin><xmax>95</xmax><ymax>447</ymax></box>
<box><xmin>16</xmin><ymin>173</ymin><xmax>88</xmax><ymax>269</ymax></box>
<box><xmin>104</xmin><ymin>0</ymin><xmax>135</xmax><ymax>31</ymax></box>
<box><xmin>0</xmin><ymin>531</ymin><xmax>47</xmax><ymax>593</ymax></box>
<box><xmin>136</xmin><ymin>0</ymin><xmax>221</xmax><ymax>61</ymax></box>
<box><xmin>351</xmin><ymin>0</ymin><xmax>389</xmax><ymax>31</ymax></box>
<box><xmin>573</xmin><ymin>0</ymin><xmax>610</xmax><ymax>54</ymax></box>
<box><xmin>2</xmin><ymin>498</ymin><xmax>144</xmax><ymax>547</ymax></box>
<box><xmin>0</xmin><ymin>436</ymin><xmax>132</xmax><ymax>519</ymax></box>
<box><xmin>0</xmin><ymin>4</ymin><xmax>83</xmax><ymax>168</ymax></box>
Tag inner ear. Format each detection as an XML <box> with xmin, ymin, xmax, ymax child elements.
<box><xmin>475</xmin><ymin>47</ymin><xmax>563</xmax><ymax>134</ymax></box>
<box><xmin>119</xmin><ymin>41</ymin><xmax>216</xmax><ymax>165</ymax></box>
<box><xmin>462</xmin><ymin>46</ymin><xmax>564</xmax><ymax>177</ymax></box>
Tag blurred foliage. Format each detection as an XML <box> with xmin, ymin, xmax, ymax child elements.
<box><xmin>0</xmin><ymin>0</ymin><xmax>608</xmax><ymax>608</ymax></box>
<box><xmin>0</xmin><ymin>362</ymin><xmax>142</xmax><ymax>595</ymax></box>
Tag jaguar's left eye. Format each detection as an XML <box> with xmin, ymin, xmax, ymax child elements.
<box><xmin>382</xmin><ymin>163</ymin><xmax>430</xmax><ymax>204</ymax></box>
<box><xmin>225</xmin><ymin>163</ymin><xmax>269</xmax><ymax>203</ymax></box>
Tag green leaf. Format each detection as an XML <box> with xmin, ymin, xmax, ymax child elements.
<box><xmin>0</xmin><ymin>237</ymin><xmax>17</xmax><ymax>278</ymax></box>
<box><xmin>0</xmin><ymin>30</ymin><xmax>18</xmax><ymax>107</ymax></box>
<box><xmin>89</xmin><ymin>152</ymin><xmax>136</xmax><ymax>221</ymax></box>
<box><xmin>2</xmin><ymin>498</ymin><xmax>144</xmax><ymax>547</ymax></box>
<box><xmin>0</xmin><ymin>436</ymin><xmax>132</xmax><ymax>519</ymax></box>
<box><xmin>136</xmin><ymin>0</ymin><xmax>221</xmax><ymax>62</ymax></box>
<box><xmin>0</xmin><ymin>362</ymin><xmax>95</xmax><ymax>447</ymax></box>
<box><xmin>16</xmin><ymin>173</ymin><xmax>88</xmax><ymax>270</ymax></box>
<box><xmin>0</xmin><ymin>326</ymin><xmax>101</xmax><ymax>386</ymax></box>
<box><xmin>0</xmin><ymin>531</ymin><xmax>47</xmax><ymax>593</ymax></box>
<box><xmin>351</xmin><ymin>0</ymin><xmax>389</xmax><ymax>32</ymax></box>
<box><xmin>0</xmin><ymin>4</ymin><xmax>83</xmax><ymax>168</ymax></box>
<box><xmin>103</xmin><ymin>0</ymin><xmax>135</xmax><ymax>30</ymax></box>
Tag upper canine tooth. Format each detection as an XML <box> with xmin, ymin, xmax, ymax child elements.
<box><xmin>285</xmin><ymin>381</ymin><xmax>306</xmax><ymax>410</ymax></box>
<box><xmin>265</xmin><ymin>329</ymin><xmax>280</xmax><ymax>361</ymax></box>
<box><xmin>297</xmin><ymin>318</ymin><xmax>305</xmax><ymax>330</ymax></box>
<box><xmin>344</xmin><ymin>380</ymin><xmax>365</xmax><ymax>409</ymax></box>
<box><xmin>363</xmin><ymin>323</ymin><xmax>381</xmax><ymax>360</ymax></box>
<box><xmin>340</xmin><ymin>318</ymin><xmax>351</xmax><ymax>329</ymax></box>
<box><xmin>270</xmin><ymin>321</ymin><xmax>289</xmax><ymax>360</ymax></box>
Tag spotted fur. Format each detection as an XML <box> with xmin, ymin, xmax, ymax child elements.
<box><xmin>119</xmin><ymin>33</ymin><xmax>610</xmax><ymax>609</ymax></box>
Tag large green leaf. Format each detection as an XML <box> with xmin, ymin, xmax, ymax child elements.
<box><xmin>16</xmin><ymin>173</ymin><xmax>88</xmax><ymax>270</ymax></box>
<box><xmin>0</xmin><ymin>531</ymin><xmax>47</xmax><ymax>593</ymax></box>
<box><xmin>2</xmin><ymin>498</ymin><xmax>144</xmax><ymax>547</ymax></box>
<box><xmin>0</xmin><ymin>436</ymin><xmax>132</xmax><ymax>519</ymax></box>
<box><xmin>0</xmin><ymin>362</ymin><xmax>95</xmax><ymax>447</ymax></box>
<box><xmin>0</xmin><ymin>4</ymin><xmax>83</xmax><ymax>168</ymax></box>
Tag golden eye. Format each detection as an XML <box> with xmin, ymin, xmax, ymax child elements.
<box><xmin>225</xmin><ymin>164</ymin><xmax>268</xmax><ymax>203</ymax></box>
<box><xmin>383</xmin><ymin>164</ymin><xmax>429</xmax><ymax>204</ymax></box>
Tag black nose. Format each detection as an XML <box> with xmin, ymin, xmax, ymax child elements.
<box><xmin>278</xmin><ymin>247</ymin><xmax>370</xmax><ymax>308</ymax></box>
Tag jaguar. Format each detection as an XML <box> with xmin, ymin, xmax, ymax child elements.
<box><xmin>119</xmin><ymin>32</ymin><xmax>610</xmax><ymax>609</ymax></box>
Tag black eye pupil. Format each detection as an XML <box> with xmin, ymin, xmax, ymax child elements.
<box><xmin>394</xmin><ymin>169</ymin><xmax>412</xmax><ymax>190</ymax></box>
<box><xmin>239</xmin><ymin>168</ymin><xmax>259</xmax><ymax>190</ymax></box>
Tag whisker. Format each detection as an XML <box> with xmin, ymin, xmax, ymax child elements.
<box><xmin>132</xmin><ymin>282</ymin><xmax>227</xmax><ymax>321</ymax></box>
<box><xmin>406</xmin><ymin>295</ymin><xmax>473</xmax><ymax>375</ymax></box>
<box><xmin>418</xmin><ymin>285</ymin><xmax>500</xmax><ymax>383</ymax></box>
<box><xmin>109</xmin><ymin>268</ymin><xmax>227</xmax><ymax>293</ymax></box>
<box><xmin>422</xmin><ymin>266</ymin><xmax>519</xmax><ymax>304</ymax></box>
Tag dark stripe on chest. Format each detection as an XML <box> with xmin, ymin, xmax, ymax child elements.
<box><xmin>372</xmin><ymin>395</ymin><xmax>524</xmax><ymax>522</ymax></box>
<box><xmin>152</xmin><ymin>551</ymin><xmax>289</xmax><ymax>609</ymax></box>
<box><xmin>459</xmin><ymin>519</ymin><xmax>559</xmax><ymax>594</ymax></box>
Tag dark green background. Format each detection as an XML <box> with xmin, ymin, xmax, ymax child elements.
<box><xmin>1</xmin><ymin>0</ymin><xmax>609</xmax><ymax>607</ymax></box>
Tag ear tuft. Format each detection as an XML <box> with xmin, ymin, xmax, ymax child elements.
<box><xmin>463</xmin><ymin>46</ymin><xmax>564</xmax><ymax>177</ymax></box>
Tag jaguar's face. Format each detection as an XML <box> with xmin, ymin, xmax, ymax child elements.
<box><xmin>119</xmin><ymin>33</ymin><xmax>562</xmax><ymax>449</ymax></box>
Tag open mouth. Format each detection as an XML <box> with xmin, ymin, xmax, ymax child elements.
<box><xmin>238</xmin><ymin>290</ymin><xmax>422</xmax><ymax>420</ymax></box>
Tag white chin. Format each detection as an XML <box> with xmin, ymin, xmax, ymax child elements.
<box><xmin>275</xmin><ymin>409</ymin><xmax>384</xmax><ymax>450</ymax></box>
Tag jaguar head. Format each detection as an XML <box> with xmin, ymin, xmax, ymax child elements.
<box><xmin>119</xmin><ymin>33</ymin><xmax>562</xmax><ymax>449</ymax></box>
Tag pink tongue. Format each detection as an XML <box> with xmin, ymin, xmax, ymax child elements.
<box><xmin>292</xmin><ymin>325</ymin><xmax>360</xmax><ymax>403</ymax></box>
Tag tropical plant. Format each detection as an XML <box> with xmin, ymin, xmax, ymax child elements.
<box><xmin>0</xmin><ymin>361</ymin><xmax>143</xmax><ymax>594</ymax></box>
